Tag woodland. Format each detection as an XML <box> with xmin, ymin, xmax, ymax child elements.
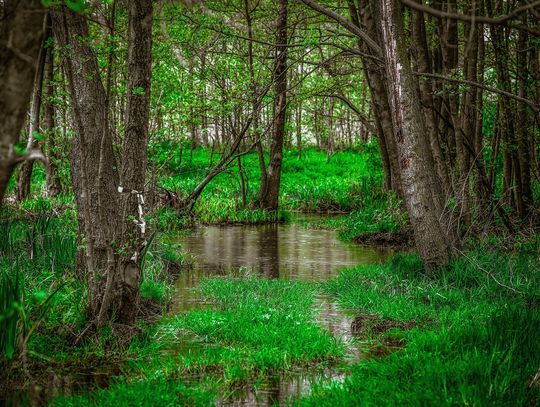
<box><xmin>0</xmin><ymin>0</ymin><xmax>539</xmax><ymax>405</ymax></box>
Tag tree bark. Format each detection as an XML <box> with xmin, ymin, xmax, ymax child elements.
<box><xmin>15</xmin><ymin>25</ymin><xmax>49</xmax><ymax>202</ymax></box>
<box><xmin>259</xmin><ymin>0</ymin><xmax>288</xmax><ymax>211</ymax></box>
<box><xmin>114</xmin><ymin>0</ymin><xmax>154</xmax><ymax>324</ymax></box>
<box><xmin>410</xmin><ymin>2</ymin><xmax>451</xmax><ymax>198</ymax></box>
<box><xmin>52</xmin><ymin>6</ymin><xmax>121</xmax><ymax>323</ymax></box>
<box><xmin>44</xmin><ymin>41</ymin><xmax>61</xmax><ymax>198</ymax></box>
<box><xmin>516</xmin><ymin>16</ymin><xmax>532</xmax><ymax>217</ymax></box>
<box><xmin>349</xmin><ymin>0</ymin><xmax>402</xmax><ymax>195</ymax></box>
<box><xmin>53</xmin><ymin>1</ymin><xmax>153</xmax><ymax>327</ymax></box>
<box><xmin>0</xmin><ymin>0</ymin><xmax>46</xmax><ymax>204</ymax></box>
<box><xmin>376</xmin><ymin>0</ymin><xmax>451</xmax><ymax>271</ymax></box>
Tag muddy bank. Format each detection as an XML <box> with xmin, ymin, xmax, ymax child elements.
<box><xmin>354</xmin><ymin>228</ymin><xmax>413</xmax><ymax>250</ymax></box>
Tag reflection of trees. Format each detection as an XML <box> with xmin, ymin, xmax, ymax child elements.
<box><xmin>257</xmin><ymin>223</ymin><xmax>280</xmax><ymax>278</ymax></box>
<box><xmin>267</xmin><ymin>374</ymin><xmax>281</xmax><ymax>405</ymax></box>
<box><xmin>182</xmin><ymin>223</ymin><xmax>391</xmax><ymax>283</ymax></box>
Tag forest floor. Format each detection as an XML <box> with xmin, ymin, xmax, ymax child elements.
<box><xmin>1</xmin><ymin>147</ymin><xmax>539</xmax><ymax>406</ymax></box>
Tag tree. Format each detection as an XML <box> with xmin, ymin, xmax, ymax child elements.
<box><xmin>374</xmin><ymin>0</ymin><xmax>452</xmax><ymax>271</ymax></box>
<box><xmin>52</xmin><ymin>0</ymin><xmax>153</xmax><ymax>327</ymax></box>
<box><xmin>259</xmin><ymin>0</ymin><xmax>289</xmax><ymax>211</ymax></box>
<box><xmin>15</xmin><ymin>23</ymin><xmax>50</xmax><ymax>202</ymax></box>
<box><xmin>0</xmin><ymin>0</ymin><xmax>46</xmax><ymax>204</ymax></box>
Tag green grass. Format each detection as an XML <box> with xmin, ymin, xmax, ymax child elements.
<box><xmin>155</xmin><ymin>144</ymin><xmax>385</xmax><ymax>224</ymax></box>
<box><xmin>295</xmin><ymin>194</ymin><xmax>407</xmax><ymax>241</ymax></box>
<box><xmin>51</xmin><ymin>277</ymin><xmax>345</xmax><ymax>406</ymax></box>
<box><xmin>297</xmin><ymin>251</ymin><xmax>540</xmax><ymax>406</ymax></box>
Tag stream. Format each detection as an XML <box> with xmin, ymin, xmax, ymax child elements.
<box><xmin>1</xmin><ymin>218</ymin><xmax>391</xmax><ymax>406</ymax></box>
<box><xmin>171</xmin><ymin>219</ymin><xmax>391</xmax><ymax>405</ymax></box>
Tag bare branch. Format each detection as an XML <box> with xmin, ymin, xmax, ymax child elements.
<box><xmin>415</xmin><ymin>71</ymin><xmax>539</xmax><ymax>112</ymax></box>
<box><xmin>299</xmin><ymin>0</ymin><xmax>382</xmax><ymax>56</ymax></box>
<box><xmin>400</xmin><ymin>0</ymin><xmax>540</xmax><ymax>25</ymax></box>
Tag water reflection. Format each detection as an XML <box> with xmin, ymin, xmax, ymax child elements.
<box><xmin>175</xmin><ymin>222</ymin><xmax>390</xmax><ymax>284</ymax></box>
<box><xmin>1</xmin><ymin>222</ymin><xmax>390</xmax><ymax>406</ymax></box>
<box><xmin>218</xmin><ymin>368</ymin><xmax>347</xmax><ymax>406</ymax></box>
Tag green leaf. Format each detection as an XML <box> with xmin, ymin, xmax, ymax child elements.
<box><xmin>31</xmin><ymin>290</ymin><xmax>48</xmax><ymax>305</ymax></box>
<box><xmin>14</xmin><ymin>143</ymin><xmax>27</xmax><ymax>156</ymax></box>
<box><xmin>65</xmin><ymin>0</ymin><xmax>89</xmax><ymax>13</ymax></box>
<box><xmin>132</xmin><ymin>86</ymin><xmax>146</xmax><ymax>96</ymax></box>
<box><xmin>33</xmin><ymin>131</ymin><xmax>44</xmax><ymax>141</ymax></box>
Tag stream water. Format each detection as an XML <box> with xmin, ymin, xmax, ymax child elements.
<box><xmin>171</xmin><ymin>219</ymin><xmax>392</xmax><ymax>405</ymax></box>
<box><xmin>1</xmin><ymin>218</ymin><xmax>391</xmax><ymax>406</ymax></box>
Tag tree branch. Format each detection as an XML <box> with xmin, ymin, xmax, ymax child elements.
<box><xmin>400</xmin><ymin>0</ymin><xmax>540</xmax><ymax>25</ymax></box>
<box><xmin>415</xmin><ymin>71</ymin><xmax>539</xmax><ymax>112</ymax></box>
<box><xmin>299</xmin><ymin>0</ymin><xmax>382</xmax><ymax>56</ymax></box>
<box><xmin>316</xmin><ymin>92</ymin><xmax>377</xmax><ymax>134</ymax></box>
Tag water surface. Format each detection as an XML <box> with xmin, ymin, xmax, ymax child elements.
<box><xmin>171</xmin><ymin>221</ymin><xmax>391</xmax><ymax>405</ymax></box>
<box><xmin>173</xmin><ymin>222</ymin><xmax>390</xmax><ymax>312</ymax></box>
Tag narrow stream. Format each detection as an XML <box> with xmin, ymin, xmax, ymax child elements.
<box><xmin>172</xmin><ymin>220</ymin><xmax>391</xmax><ymax>405</ymax></box>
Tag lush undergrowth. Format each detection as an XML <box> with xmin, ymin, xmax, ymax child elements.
<box><xmin>3</xmin><ymin>145</ymin><xmax>539</xmax><ymax>406</ymax></box>
<box><xmin>0</xmin><ymin>215</ymin><xmax>188</xmax><ymax>395</ymax></box>
<box><xmin>47</xmin><ymin>245</ymin><xmax>540</xmax><ymax>406</ymax></box>
<box><xmin>156</xmin><ymin>144</ymin><xmax>384</xmax><ymax>222</ymax></box>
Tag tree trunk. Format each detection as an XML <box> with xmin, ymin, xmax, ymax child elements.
<box><xmin>350</xmin><ymin>0</ymin><xmax>402</xmax><ymax>195</ymax></box>
<box><xmin>0</xmin><ymin>0</ymin><xmax>46</xmax><ymax>204</ymax></box>
<box><xmin>487</xmin><ymin>2</ymin><xmax>517</xmax><ymax>212</ymax></box>
<box><xmin>409</xmin><ymin>2</ymin><xmax>451</xmax><ymax>198</ymax></box>
<box><xmin>114</xmin><ymin>0</ymin><xmax>154</xmax><ymax>324</ymax></box>
<box><xmin>376</xmin><ymin>0</ymin><xmax>451</xmax><ymax>271</ymax></box>
<box><xmin>259</xmin><ymin>0</ymin><xmax>288</xmax><ymax>211</ymax></box>
<box><xmin>53</xmin><ymin>0</ymin><xmax>153</xmax><ymax>327</ymax></box>
<box><xmin>52</xmin><ymin>6</ymin><xmax>121</xmax><ymax>323</ymax></box>
<box><xmin>515</xmin><ymin>19</ymin><xmax>532</xmax><ymax>217</ymax></box>
<box><xmin>15</xmin><ymin>26</ymin><xmax>49</xmax><ymax>202</ymax></box>
<box><xmin>44</xmin><ymin>41</ymin><xmax>61</xmax><ymax>198</ymax></box>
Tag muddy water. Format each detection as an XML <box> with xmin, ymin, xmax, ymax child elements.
<box><xmin>172</xmin><ymin>220</ymin><xmax>391</xmax><ymax>405</ymax></box>
<box><xmin>173</xmin><ymin>222</ymin><xmax>390</xmax><ymax>310</ymax></box>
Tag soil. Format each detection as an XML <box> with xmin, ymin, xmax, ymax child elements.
<box><xmin>350</xmin><ymin>312</ymin><xmax>417</xmax><ymax>337</ymax></box>
<box><xmin>354</xmin><ymin>228</ymin><xmax>413</xmax><ymax>250</ymax></box>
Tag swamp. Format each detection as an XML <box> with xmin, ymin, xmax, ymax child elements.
<box><xmin>0</xmin><ymin>0</ymin><xmax>540</xmax><ymax>405</ymax></box>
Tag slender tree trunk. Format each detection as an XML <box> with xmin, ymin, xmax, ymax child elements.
<box><xmin>259</xmin><ymin>0</ymin><xmax>288</xmax><ymax>211</ymax></box>
<box><xmin>238</xmin><ymin>156</ymin><xmax>247</xmax><ymax>207</ymax></box>
<box><xmin>410</xmin><ymin>2</ymin><xmax>451</xmax><ymax>198</ymax></box>
<box><xmin>0</xmin><ymin>0</ymin><xmax>46</xmax><ymax>204</ymax></box>
<box><xmin>114</xmin><ymin>0</ymin><xmax>154</xmax><ymax>324</ymax></box>
<box><xmin>487</xmin><ymin>1</ymin><xmax>517</xmax><ymax>212</ymax></box>
<box><xmin>43</xmin><ymin>40</ymin><xmax>61</xmax><ymax>198</ymax></box>
<box><xmin>376</xmin><ymin>0</ymin><xmax>451</xmax><ymax>271</ymax></box>
<box><xmin>350</xmin><ymin>0</ymin><xmax>402</xmax><ymax>195</ymax></box>
<box><xmin>296</xmin><ymin>104</ymin><xmax>303</xmax><ymax>157</ymax></box>
<box><xmin>516</xmin><ymin>18</ymin><xmax>532</xmax><ymax>217</ymax></box>
<box><xmin>15</xmin><ymin>22</ymin><xmax>51</xmax><ymax>202</ymax></box>
<box><xmin>474</xmin><ymin>22</ymin><xmax>489</xmax><ymax>215</ymax></box>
